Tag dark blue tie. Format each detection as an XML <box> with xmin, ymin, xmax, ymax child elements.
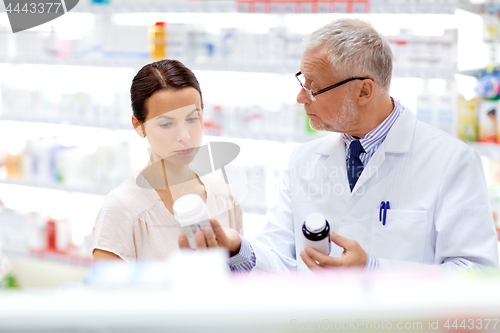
<box><xmin>347</xmin><ymin>140</ymin><xmax>364</xmax><ymax>191</ymax></box>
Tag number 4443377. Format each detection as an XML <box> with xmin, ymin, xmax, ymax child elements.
<box><xmin>444</xmin><ymin>319</ymin><xmax>499</xmax><ymax>330</ymax></box>
<box><xmin>5</xmin><ymin>2</ymin><xmax>62</xmax><ymax>14</ymax></box>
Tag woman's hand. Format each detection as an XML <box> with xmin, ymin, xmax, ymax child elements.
<box><xmin>178</xmin><ymin>218</ymin><xmax>242</xmax><ymax>256</ymax></box>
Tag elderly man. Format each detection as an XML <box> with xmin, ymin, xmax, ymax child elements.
<box><xmin>180</xmin><ymin>18</ymin><xmax>499</xmax><ymax>272</ymax></box>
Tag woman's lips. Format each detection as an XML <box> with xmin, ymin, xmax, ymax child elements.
<box><xmin>306</xmin><ymin>113</ymin><xmax>317</xmax><ymax>117</ymax></box>
<box><xmin>174</xmin><ymin>147</ymin><xmax>194</xmax><ymax>155</ymax></box>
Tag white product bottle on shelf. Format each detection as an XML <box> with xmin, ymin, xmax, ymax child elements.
<box><xmin>302</xmin><ymin>212</ymin><xmax>331</xmax><ymax>256</ymax></box>
<box><xmin>436</xmin><ymin>80</ymin><xmax>458</xmax><ymax>136</ymax></box>
<box><xmin>173</xmin><ymin>194</ymin><xmax>213</xmax><ymax>248</ymax></box>
<box><xmin>416</xmin><ymin>80</ymin><xmax>436</xmax><ymax>127</ymax></box>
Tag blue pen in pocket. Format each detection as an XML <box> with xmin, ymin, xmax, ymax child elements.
<box><xmin>379</xmin><ymin>201</ymin><xmax>390</xmax><ymax>226</ymax></box>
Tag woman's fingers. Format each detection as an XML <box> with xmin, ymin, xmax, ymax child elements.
<box><xmin>194</xmin><ymin>230</ymin><xmax>207</xmax><ymax>248</ymax></box>
<box><xmin>204</xmin><ymin>226</ymin><xmax>219</xmax><ymax>247</ymax></box>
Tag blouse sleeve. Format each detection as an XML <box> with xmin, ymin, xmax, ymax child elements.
<box><xmin>93</xmin><ymin>193</ymin><xmax>136</xmax><ymax>264</ymax></box>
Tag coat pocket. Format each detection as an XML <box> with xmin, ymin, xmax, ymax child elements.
<box><xmin>370</xmin><ymin>209</ymin><xmax>428</xmax><ymax>263</ymax></box>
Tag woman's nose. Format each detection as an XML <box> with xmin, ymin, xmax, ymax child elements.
<box><xmin>176</xmin><ymin>124</ymin><xmax>190</xmax><ymax>142</ymax></box>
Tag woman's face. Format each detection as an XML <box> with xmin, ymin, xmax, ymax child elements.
<box><xmin>143</xmin><ymin>88</ymin><xmax>203</xmax><ymax>165</ymax></box>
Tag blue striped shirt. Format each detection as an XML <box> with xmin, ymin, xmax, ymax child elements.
<box><xmin>229</xmin><ymin>98</ymin><xmax>402</xmax><ymax>273</ymax></box>
<box><xmin>343</xmin><ymin>97</ymin><xmax>401</xmax><ymax>167</ymax></box>
<box><xmin>228</xmin><ymin>236</ymin><xmax>256</xmax><ymax>272</ymax></box>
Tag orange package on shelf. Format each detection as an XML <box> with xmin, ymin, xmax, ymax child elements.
<box><xmin>478</xmin><ymin>99</ymin><xmax>499</xmax><ymax>143</ymax></box>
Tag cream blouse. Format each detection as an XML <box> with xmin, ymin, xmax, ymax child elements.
<box><xmin>93</xmin><ymin>173</ymin><xmax>243</xmax><ymax>263</ymax></box>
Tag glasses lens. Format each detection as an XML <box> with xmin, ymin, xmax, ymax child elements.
<box><xmin>297</xmin><ymin>73</ymin><xmax>315</xmax><ymax>101</ymax></box>
<box><xmin>307</xmin><ymin>88</ymin><xmax>315</xmax><ymax>101</ymax></box>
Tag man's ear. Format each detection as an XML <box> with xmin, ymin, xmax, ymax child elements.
<box><xmin>357</xmin><ymin>79</ymin><xmax>374</xmax><ymax>106</ymax></box>
<box><xmin>132</xmin><ymin>116</ymin><xmax>146</xmax><ymax>138</ymax></box>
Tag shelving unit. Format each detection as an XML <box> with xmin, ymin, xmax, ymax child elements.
<box><xmin>0</xmin><ymin>179</ymin><xmax>115</xmax><ymax>197</ymax></box>
<box><xmin>1</xmin><ymin>0</ymin><xmax>497</xmax><ymax>267</ymax></box>
<box><xmin>0</xmin><ymin>55</ymin><xmax>459</xmax><ymax>79</ymax></box>
<box><xmin>0</xmin><ymin>56</ymin><xmax>301</xmax><ymax>74</ymax></box>
<box><xmin>3</xmin><ymin>247</ymin><xmax>92</xmax><ymax>267</ymax></box>
<box><xmin>71</xmin><ymin>1</ymin><xmax>237</xmax><ymax>14</ymax></box>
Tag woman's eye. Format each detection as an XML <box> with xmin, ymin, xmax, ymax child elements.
<box><xmin>160</xmin><ymin>123</ymin><xmax>173</xmax><ymax>128</ymax></box>
<box><xmin>187</xmin><ymin>117</ymin><xmax>199</xmax><ymax>123</ymax></box>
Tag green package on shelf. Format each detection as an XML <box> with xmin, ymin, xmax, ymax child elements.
<box><xmin>0</xmin><ymin>273</ymin><xmax>19</xmax><ymax>289</ymax></box>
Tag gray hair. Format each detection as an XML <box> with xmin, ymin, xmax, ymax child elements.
<box><xmin>302</xmin><ymin>18</ymin><xmax>393</xmax><ymax>93</ymax></box>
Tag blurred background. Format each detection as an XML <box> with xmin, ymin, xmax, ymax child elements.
<box><xmin>0</xmin><ymin>0</ymin><xmax>500</xmax><ymax>290</ymax></box>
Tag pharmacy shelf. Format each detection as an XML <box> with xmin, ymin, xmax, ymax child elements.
<box><xmin>0</xmin><ymin>116</ymin><xmax>131</xmax><ymax>131</ymax></box>
<box><xmin>0</xmin><ymin>179</ymin><xmax>116</xmax><ymax>197</ymax></box>
<box><xmin>393</xmin><ymin>67</ymin><xmax>456</xmax><ymax>80</ymax></box>
<box><xmin>468</xmin><ymin>142</ymin><xmax>500</xmax><ymax>160</ymax></box>
<box><xmin>459</xmin><ymin>68</ymin><xmax>485</xmax><ymax>78</ymax></box>
<box><xmin>0</xmin><ymin>179</ymin><xmax>269</xmax><ymax>215</ymax></box>
<box><xmin>457</xmin><ymin>2</ymin><xmax>500</xmax><ymax>15</ymax></box>
<box><xmin>72</xmin><ymin>1</ymin><xmax>237</xmax><ymax>14</ymax></box>
<box><xmin>2</xmin><ymin>247</ymin><xmax>92</xmax><ymax>267</ymax></box>
<box><xmin>71</xmin><ymin>0</ymin><xmax>460</xmax><ymax>15</ymax></box>
<box><xmin>221</xmin><ymin>130</ymin><xmax>326</xmax><ymax>144</ymax></box>
<box><xmin>370</xmin><ymin>4</ymin><xmax>457</xmax><ymax>14</ymax></box>
<box><xmin>0</xmin><ymin>56</ymin><xmax>456</xmax><ymax>79</ymax></box>
<box><xmin>0</xmin><ymin>117</ymin><xmax>325</xmax><ymax>143</ymax></box>
<box><xmin>0</xmin><ymin>55</ymin><xmax>300</xmax><ymax>74</ymax></box>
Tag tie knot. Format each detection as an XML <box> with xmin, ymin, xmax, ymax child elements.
<box><xmin>349</xmin><ymin>140</ymin><xmax>364</xmax><ymax>158</ymax></box>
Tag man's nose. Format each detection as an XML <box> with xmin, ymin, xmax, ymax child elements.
<box><xmin>297</xmin><ymin>87</ymin><xmax>310</xmax><ymax>105</ymax></box>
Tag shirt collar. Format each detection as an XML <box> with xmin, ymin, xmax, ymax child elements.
<box><xmin>343</xmin><ymin>97</ymin><xmax>402</xmax><ymax>155</ymax></box>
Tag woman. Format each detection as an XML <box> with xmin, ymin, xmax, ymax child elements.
<box><xmin>93</xmin><ymin>59</ymin><xmax>243</xmax><ymax>263</ymax></box>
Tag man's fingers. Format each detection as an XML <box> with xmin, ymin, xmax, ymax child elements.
<box><xmin>203</xmin><ymin>227</ymin><xmax>218</xmax><ymax>247</ymax></box>
<box><xmin>300</xmin><ymin>248</ymin><xmax>321</xmax><ymax>270</ymax></box>
<box><xmin>178</xmin><ymin>233</ymin><xmax>191</xmax><ymax>249</ymax></box>
<box><xmin>194</xmin><ymin>230</ymin><xmax>207</xmax><ymax>249</ymax></box>
<box><xmin>210</xmin><ymin>219</ymin><xmax>228</xmax><ymax>246</ymax></box>
<box><xmin>304</xmin><ymin>246</ymin><xmax>343</xmax><ymax>267</ymax></box>
<box><xmin>329</xmin><ymin>231</ymin><xmax>353</xmax><ymax>249</ymax></box>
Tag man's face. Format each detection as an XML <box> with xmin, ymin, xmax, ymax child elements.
<box><xmin>296</xmin><ymin>47</ymin><xmax>359</xmax><ymax>134</ymax></box>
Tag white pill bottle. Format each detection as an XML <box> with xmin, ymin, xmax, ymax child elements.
<box><xmin>302</xmin><ymin>212</ymin><xmax>331</xmax><ymax>256</ymax></box>
<box><xmin>173</xmin><ymin>194</ymin><xmax>213</xmax><ymax>248</ymax></box>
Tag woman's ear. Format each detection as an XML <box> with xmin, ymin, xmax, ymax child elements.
<box><xmin>132</xmin><ymin>116</ymin><xmax>146</xmax><ymax>138</ymax></box>
<box><xmin>135</xmin><ymin>126</ymin><xmax>146</xmax><ymax>138</ymax></box>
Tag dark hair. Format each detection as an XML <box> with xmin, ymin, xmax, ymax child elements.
<box><xmin>130</xmin><ymin>59</ymin><xmax>203</xmax><ymax>123</ymax></box>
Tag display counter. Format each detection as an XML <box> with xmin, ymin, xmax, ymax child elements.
<box><xmin>1</xmin><ymin>261</ymin><xmax>499</xmax><ymax>333</ymax></box>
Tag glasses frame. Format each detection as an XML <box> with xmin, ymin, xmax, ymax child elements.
<box><xmin>295</xmin><ymin>71</ymin><xmax>372</xmax><ymax>101</ymax></box>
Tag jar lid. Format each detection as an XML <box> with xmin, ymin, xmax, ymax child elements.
<box><xmin>173</xmin><ymin>194</ymin><xmax>207</xmax><ymax>227</ymax></box>
<box><xmin>305</xmin><ymin>212</ymin><xmax>326</xmax><ymax>233</ymax></box>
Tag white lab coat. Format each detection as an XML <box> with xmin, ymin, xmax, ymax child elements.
<box><xmin>251</xmin><ymin>105</ymin><xmax>499</xmax><ymax>272</ymax></box>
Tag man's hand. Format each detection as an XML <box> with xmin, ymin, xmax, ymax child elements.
<box><xmin>300</xmin><ymin>232</ymin><xmax>367</xmax><ymax>270</ymax></box>
<box><xmin>178</xmin><ymin>219</ymin><xmax>242</xmax><ymax>256</ymax></box>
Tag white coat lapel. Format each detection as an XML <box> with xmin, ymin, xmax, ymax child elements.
<box><xmin>315</xmin><ymin>133</ymin><xmax>350</xmax><ymax>203</ymax></box>
<box><xmin>351</xmin><ymin>108</ymin><xmax>416</xmax><ymax>195</ymax></box>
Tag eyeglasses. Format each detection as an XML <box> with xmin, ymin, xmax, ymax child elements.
<box><xmin>295</xmin><ymin>71</ymin><xmax>371</xmax><ymax>102</ymax></box>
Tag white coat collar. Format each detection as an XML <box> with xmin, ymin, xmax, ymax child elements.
<box><xmin>314</xmin><ymin>105</ymin><xmax>416</xmax><ymax>156</ymax></box>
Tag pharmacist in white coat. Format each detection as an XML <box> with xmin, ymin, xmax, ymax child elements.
<box><xmin>179</xmin><ymin>18</ymin><xmax>499</xmax><ymax>272</ymax></box>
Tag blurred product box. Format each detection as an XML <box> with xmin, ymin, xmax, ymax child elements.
<box><xmin>457</xmin><ymin>96</ymin><xmax>479</xmax><ymax>142</ymax></box>
<box><xmin>478</xmin><ymin>99</ymin><xmax>499</xmax><ymax>143</ymax></box>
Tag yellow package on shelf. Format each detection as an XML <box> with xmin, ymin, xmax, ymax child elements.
<box><xmin>457</xmin><ymin>96</ymin><xmax>479</xmax><ymax>142</ymax></box>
